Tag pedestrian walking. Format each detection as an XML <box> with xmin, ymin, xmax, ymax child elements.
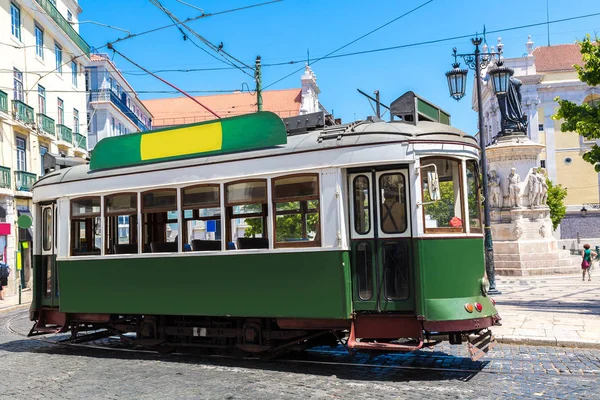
<box><xmin>0</xmin><ymin>254</ymin><xmax>10</xmax><ymax>300</ymax></box>
<box><xmin>581</xmin><ymin>244</ymin><xmax>596</xmax><ymax>281</ymax></box>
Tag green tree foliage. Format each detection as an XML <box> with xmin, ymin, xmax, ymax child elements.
<box><xmin>423</xmin><ymin>181</ymin><xmax>455</xmax><ymax>226</ymax></box>
<box><xmin>243</xmin><ymin>201</ymin><xmax>318</xmax><ymax>241</ymax></box>
<box><xmin>553</xmin><ymin>35</ymin><xmax>600</xmax><ymax>171</ymax></box>
<box><xmin>546</xmin><ymin>177</ymin><xmax>568</xmax><ymax>230</ymax></box>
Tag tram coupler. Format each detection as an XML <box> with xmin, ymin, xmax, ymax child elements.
<box><xmin>466</xmin><ymin>329</ymin><xmax>496</xmax><ymax>361</ymax></box>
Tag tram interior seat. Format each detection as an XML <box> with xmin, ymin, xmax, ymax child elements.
<box><xmin>113</xmin><ymin>243</ymin><xmax>138</xmax><ymax>254</ymax></box>
<box><xmin>191</xmin><ymin>240</ymin><xmax>221</xmax><ymax>251</ymax></box>
<box><xmin>237</xmin><ymin>237</ymin><xmax>269</xmax><ymax>250</ymax></box>
<box><xmin>150</xmin><ymin>241</ymin><xmax>178</xmax><ymax>253</ymax></box>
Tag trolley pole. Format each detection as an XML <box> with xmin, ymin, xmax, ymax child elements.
<box><xmin>255</xmin><ymin>56</ymin><xmax>262</xmax><ymax>112</ymax></box>
<box><xmin>375</xmin><ymin>90</ymin><xmax>381</xmax><ymax>118</ymax></box>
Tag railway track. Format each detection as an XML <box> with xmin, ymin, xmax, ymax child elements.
<box><xmin>2</xmin><ymin>310</ymin><xmax>576</xmax><ymax>377</ymax></box>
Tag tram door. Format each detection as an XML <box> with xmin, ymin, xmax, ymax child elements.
<box><xmin>348</xmin><ymin>169</ymin><xmax>414</xmax><ymax>312</ymax></box>
<box><xmin>40</xmin><ymin>203</ymin><xmax>59</xmax><ymax>308</ymax></box>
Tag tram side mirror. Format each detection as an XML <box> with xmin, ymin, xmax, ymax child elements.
<box><xmin>427</xmin><ymin>170</ymin><xmax>441</xmax><ymax>201</ymax></box>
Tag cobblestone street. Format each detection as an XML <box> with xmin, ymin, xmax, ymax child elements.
<box><xmin>1</xmin><ymin>310</ymin><xmax>599</xmax><ymax>399</ymax></box>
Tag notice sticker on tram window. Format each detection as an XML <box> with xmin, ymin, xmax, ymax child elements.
<box><xmin>193</xmin><ymin>327</ymin><xmax>207</xmax><ymax>337</ymax></box>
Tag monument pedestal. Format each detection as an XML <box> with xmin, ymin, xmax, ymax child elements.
<box><xmin>487</xmin><ymin>135</ymin><xmax>578</xmax><ymax>276</ymax></box>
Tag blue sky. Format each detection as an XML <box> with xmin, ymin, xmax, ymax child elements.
<box><xmin>78</xmin><ymin>0</ymin><xmax>600</xmax><ymax>134</ymax></box>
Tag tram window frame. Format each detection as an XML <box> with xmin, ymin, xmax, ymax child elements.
<box><xmin>70</xmin><ymin>196</ymin><xmax>101</xmax><ymax>256</ymax></box>
<box><xmin>352</xmin><ymin>175</ymin><xmax>371</xmax><ymax>235</ymax></box>
<box><xmin>272</xmin><ymin>173</ymin><xmax>321</xmax><ymax>248</ymax></box>
<box><xmin>466</xmin><ymin>160</ymin><xmax>483</xmax><ymax>233</ymax></box>
<box><xmin>42</xmin><ymin>207</ymin><xmax>52</xmax><ymax>251</ymax></box>
<box><xmin>181</xmin><ymin>184</ymin><xmax>222</xmax><ymax>251</ymax></box>
<box><xmin>420</xmin><ymin>157</ymin><xmax>466</xmax><ymax>234</ymax></box>
<box><xmin>105</xmin><ymin>193</ymin><xmax>138</xmax><ymax>254</ymax></box>
<box><xmin>225</xmin><ymin>179</ymin><xmax>268</xmax><ymax>250</ymax></box>
<box><xmin>141</xmin><ymin>188</ymin><xmax>178</xmax><ymax>253</ymax></box>
<box><xmin>379</xmin><ymin>173</ymin><xmax>408</xmax><ymax>234</ymax></box>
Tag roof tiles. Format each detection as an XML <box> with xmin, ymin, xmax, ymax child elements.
<box><xmin>533</xmin><ymin>43</ymin><xmax>584</xmax><ymax>73</ymax></box>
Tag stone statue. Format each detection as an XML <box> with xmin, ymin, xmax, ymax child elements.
<box><xmin>497</xmin><ymin>76</ymin><xmax>528</xmax><ymax>135</ymax></box>
<box><xmin>507</xmin><ymin>167</ymin><xmax>521</xmax><ymax>208</ymax></box>
<box><xmin>539</xmin><ymin>174</ymin><xmax>548</xmax><ymax>205</ymax></box>
<box><xmin>528</xmin><ymin>170</ymin><xmax>541</xmax><ymax>207</ymax></box>
<box><xmin>488</xmin><ymin>170</ymin><xmax>502</xmax><ymax>208</ymax></box>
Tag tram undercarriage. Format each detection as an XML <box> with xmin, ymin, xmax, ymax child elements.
<box><xmin>30</xmin><ymin>309</ymin><xmax>498</xmax><ymax>360</ymax></box>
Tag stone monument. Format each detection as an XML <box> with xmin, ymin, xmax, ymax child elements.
<box><xmin>484</xmin><ymin>59</ymin><xmax>574</xmax><ymax>275</ymax></box>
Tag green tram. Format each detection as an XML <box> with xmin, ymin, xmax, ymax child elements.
<box><xmin>30</xmin><ymin>95</ymin><xmax>499</xmax><ymax>360</ymax></box>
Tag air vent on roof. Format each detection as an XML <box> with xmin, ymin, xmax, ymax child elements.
<box><xmin>283</xmin><ymin>111</ymin><xmax>325</xmax><ymax>135</ymax></box>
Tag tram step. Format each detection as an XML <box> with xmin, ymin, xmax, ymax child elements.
<box><xmin>467</xmin><ymin>329</ymin><xmax>496</xmax><ymax>361</ymax></box>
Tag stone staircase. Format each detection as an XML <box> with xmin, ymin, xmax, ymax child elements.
<box><xmin>495</xmin><ymin>249</ymin><xmax>581</xmax><ymax>276</ymax></box>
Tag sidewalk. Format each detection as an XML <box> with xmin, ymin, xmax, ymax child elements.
<box><xmin>492</xmin><ymin>274</ymin><xmax>600</xmax><ymax>348</ymax></box>
<box><xmin>0</xmin><ymin>289</ymin><xmax>32</xmax><ymax>314</ymax></box>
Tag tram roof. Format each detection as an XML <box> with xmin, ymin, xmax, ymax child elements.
<box><xmin>34</xmin><ymin>116</ymin><xmax>478</xmax><ymax>189</ymax></box>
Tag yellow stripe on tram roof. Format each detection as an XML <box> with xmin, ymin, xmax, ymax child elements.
<box><xmin>140</xmin><ymin>121</ymin><xmax>223</xmax><ymax>161</ymax></box>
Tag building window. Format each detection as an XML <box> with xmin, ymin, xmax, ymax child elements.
<box><xmin>71</xmin><ymin>62</ymin><xmax>77</xmax><ymax>86</ymax></box>
<box><xmin>87</xmin><ymin>112</ymin><xmax>91</xmax><ymax>133</ymax></box>
<box><xmin>111</xmin><ymin>117</ymin><xmax>116</xmax><ymax>135</ymax></box>
<box><xmin>564</xmin><ymin>157</ymin><xmax>573</xmax><ymax>165</ymax></box>
<box><xmin>540</xmin><ymin>160</ymin><xmax>546</xmax><ymax>168</ymax></box>
<box><xmin>35</xmin><ymin>25</ymin><xmax>44</xmax><ymax>58</ymax></box>
<box><xmin>49</xmin><ymin>0</ymin><xmax>56</xmax><ymax>6</ymax></box>
<box><xmin>538</xmin><ymin>124</ymin><xmax>544</xmax><ymax>131</ymax></box>
<box><xmin>55</xmin><ymin>43</ymin><xmax>62</xmax><ymax>73</ymax></box>
<box><xmin>16</xmin><ymin>136</ymin><xmax>26</xmax><ymax>171</ymax></box>
<box><xmin>11</xmin><ymin>3</ymin><xmax>20</xmax><ymax>40</ymax></box>
<box><xmin>67</xmin><ymin>10</ymin><xmax>73</xmax><ymax>21</ymax></box>
<box><xmin>57</xmin><ymin>98</ymin><xmax>64</xmax><ymax>125</ymax></box>
<box><xmin>40</xmin><ymin>145</ymin><xmax>48</xmax><ymax>176</ymax></box>
<box><xmin>38</xmin><ymin>85</ymin><xmax>46</xmax><ymax>114</ymax></box>
<box><xmin>73</xmin><ymin>108</ymin><xmax>79</xmax><ymax>133</ymax></box>
<box><xmin>85</xmin><ymin>70</ymin><xmax>90</xmax><ymax>92</ymax></box>
<box><xmin>13</xmin><ymin>68</ymin><xmax>23</xmax><ymax>102</ymax></box>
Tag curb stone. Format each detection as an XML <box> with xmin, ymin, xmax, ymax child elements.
<box><xmin>0</xmin><ymin>302</ymin><xmax>30</xmax><ymax>315</ymax></box>
<box><xmin>497</xmin><ymin>335</ymin><xmax>600</xmax><ymax>349</ymax></box>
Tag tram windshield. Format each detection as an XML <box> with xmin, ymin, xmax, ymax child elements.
<box><xmin>421</xmin><ymin>158</ymin><xmax>464</xmax><ymax>233</ymax></box>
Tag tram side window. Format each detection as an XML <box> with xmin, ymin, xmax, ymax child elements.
<box><xmin>105</xmin><ymin>193</ymin><xmax>138</xmax><ymax>254</ymax></box>
<box><xmin>182</xmin><ymin>185</ymin><xmax>222</xmax><ymax>251</ymax></box>
<box><xmin>466</xmin><ymin>160</ymin><xmax>482</xmax><ymax>233</ymax></box>
<box><xmin>421</xmin><ymin>158</ymin><xmax>464</xmax><ymax>233</ymax></box>
<box><xmin>42</xmin><ymin>207</ymin><xmax>52</xmax><ymax>251</ymax></box>
<box><xmin>379</xmin><ymin>173</ymin><xmax>407</xmax><ymax>234</ymax></box>
<box><xmin>226</xmin><ymin>180</ymin><xmax>267</xmax><ymax>250</ymax></box>
<box><xmin>70</xmin><ymin>197</ymin><xmax>101</xmax><ymax>256</ymax></box>
<box><xmin>272</xmin><ymin>174</ymin><xmax>320</xmax><ymax>248</ymax></box>
<box><xmin>353</xmin><ymin>176</ymin><xmax>371</xmax><ymax>234</ymax></box>
<box><xmin>142</xmin><ymin>189</ymin><xmax>178</xmax><ymax>253</ymax></box>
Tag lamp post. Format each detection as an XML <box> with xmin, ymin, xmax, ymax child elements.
<box><xmin>445</xmin><ymin>37</ymin><xmax>511</xmax><ymax>294</ymax></box>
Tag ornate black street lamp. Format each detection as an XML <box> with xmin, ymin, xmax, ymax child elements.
<box><xmin>445</xmin><ymin>37</ymin><xmax>509</xmax><ymax>294</ymax></box>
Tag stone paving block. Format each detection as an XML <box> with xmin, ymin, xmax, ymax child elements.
<box><xmin>576</xmin><ymin>331</ymin><xmax>600</xmax><ymax>341</ymax></box>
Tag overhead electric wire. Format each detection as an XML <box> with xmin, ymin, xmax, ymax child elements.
<box><xmin>148</xmin><ymin>0</ymin><xmax>255</xmax><ymax>78</ymax></box>
<box><xmin>263</xmin><ymin>9</ymin><xmax>600</xmax><ymax>89</ymax></box>
<box><xmin>23</xmin><ymin>0</ymin><xmax>282</xmax><ymax>91</ymax></box>
<box><xmin>108</xmin><ymin>44</ymin><xmax>221</xmax><ymax>118</ymax></box>
<box><xmin>263</xmin><ymin>0</ymin><xmax>435</xmax><ymax>89</ymax></box>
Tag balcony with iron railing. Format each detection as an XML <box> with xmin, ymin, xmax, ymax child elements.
<box><xmin>37</xmin><ymin>113</ymin><xmax>56</xmax><ymax>136</ymax></box>
<box><xmin>89</xmin><ymin>90</ymin><xmax>151</xmax><ymax>131</ymax></box>
<box><xmin>0</xmin><ymin>166</ymin><xmax>11</xmax><ymax>189</ymax></box>
<box><xmin>14</xmin><ymin>171</ymin><xmax>36</xmax><ymax>192</ymax></box>
<box><xmin>35</xmin><ymin>0</ymin><xmax>90</xmax><ymax>56</ymax></box>
<box><xmin>57</xmin><ymin>124</ymin><xmax>73</xmax><ymax>144</ymax></box>
<box><xmin>12</xmin><ymin>100</ymin><xmax>35</xmax><ymax>125</ymax></box>
<box><xmin>74</xmin><ymin>132</ymin><xmax>87</xmax><ymax>150</ymax></box>
<box><xmin>0</xmin><ymin>90</ymin><xmax>8</xmax><ymax>116</ymax></box>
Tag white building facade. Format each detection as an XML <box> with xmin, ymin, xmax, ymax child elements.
<box><xmin>0</xmin><ymin>0</ymin><xmax>90</xmax><ymax>293</ymax></box>
<box><xmin>477</xmin><ymin>36</ymin><xmax>600</xmax><ymax>245</ymax></box>
<box><xmin>86</xmin><ymin>54</ymin><xmax>152</xmax><ymax>150</ymax></box>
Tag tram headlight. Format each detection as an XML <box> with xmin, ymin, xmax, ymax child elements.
<box><xmin>480</xmin><ymin>276</ymin><xmax>490</xmax><ymax>296</ymax></box>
